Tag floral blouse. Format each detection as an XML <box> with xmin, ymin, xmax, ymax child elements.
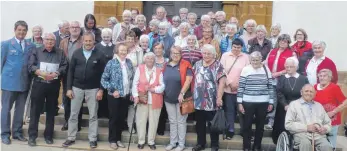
<box><xmin>193</xmin><ymin>60</ymin><xmax>226</xmax><ymax>111</ymax></box>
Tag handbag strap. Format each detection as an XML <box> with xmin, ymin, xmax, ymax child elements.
<box><xmin>263</xmin><ymin>65</ymin><xmax>271</xmax><ymax>91</ymax></box>
<box><xmin>226</xmin><ymin>56</ymin><xmax>240</xmax><ymax>75</ymax></box>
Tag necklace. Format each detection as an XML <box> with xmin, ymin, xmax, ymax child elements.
<box><xmin>287</xmin><ymin>77</ymin><xmax>297</xmax><ymax>91</ymax></box>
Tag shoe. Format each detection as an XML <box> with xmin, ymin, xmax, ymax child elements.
<box><xmin>175</xmin><ymin>146</ymin><xmax>185</xmax><ymax>151</ymax></box>
<box><xmin>157</xmin><ymin>131</ymin><xmax>164</xmax><ymax>136</ymax></box>
<box><xmin>226</xmin><ymin>131</ymin><xmax>234</xmax><ymax>140</ymax></box>
<box><xmin>211</xmin><ymin>146</ymin><xmax>219</xmax><ymax>151</ymax></box>
<box><xmin>138</xmin><ymin>144</ymin><xmax>145</xmax><ymax>149</ymax></box>
<box><xmin>117</xmin><ymin>141</ymin><xmax>125</xmax><ymax>148</ymax></box>
<box><xmin>110</xmin><ymin>143</ymin><xmax>118</xmax><ymax>150</ymax></box>
<box><xmin>264</xmin><ymin>124</ymin><xmax>273</xmax><ymax>130</ymax></box>
<box><xmin>345</xmin><ymin>126</ymin><xmax>347</xmax><ymax>137</ymax></box>
<box><xmin>149</xmin><ymin>144</ymin><xmax>157</xmax><ymax>150</ymax></box>
<box><xmin>62</xmin><ymin>140</ymin><xmax>75</xmax><ymax>147</ymax></box>
<box><xmin>28</xmin><ymin>139</ymin><xmax>36</xmax><ymax>146</ymax></box>
<box><xmin>78</xmin><ymin>127</ymin><xmax>82</xmax><ymax>132</ymax></box>
<box><xmin>165</xmin><ymin>144</ymin><xmax>176</xmax><ymax>150</ymax></box>
<box><xmin>192</xmin><ymin>145</ymin><xmax>205</xmax><ymax>151</ymax></box>
<box><xmin>45</xmin><ymin>138</ymin><xmax>53</xmax><ymax>144</ymax></box>
<box><xmin>1</xmin><ymin>137</ymin><xmax>11</xmax><ymax>145</ymax></box>
<box><xmin>90</xmin><ymin>141</ymin><xmax>97</xmax><ymax>148</ymax></box>
<box><xmin>13</xmin><ymin>135</ymin><xmax>28</xmax><ymax>142</ymax></box>
<box><xmin>61</xmin><ymin>123</ymin><xmax>68</xmax><ymax>131</ymax></box>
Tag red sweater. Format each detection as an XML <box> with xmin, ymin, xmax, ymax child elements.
<box><xmin>304</xmin><ymin>57</ymin><xmax>338</xmax><ymax>84</ymax></box>
<box><xmin>292</xmin><ymin>41</ymin><xmax>312</xmax><ymax>57</ymax></box>
<box><xmin>267</xmin><ymin>48</ymin><xmax>294</xmax><ymax>72</ymax></box>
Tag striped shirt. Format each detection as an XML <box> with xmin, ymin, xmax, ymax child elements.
<box><xmin>237</xmin><ymin>65</ymin><xmax>274</xmax><ymax>104</ymax></box>
<box><xmin>181</xmin><ymin>47</ymin><xmax>202</xmax><ymax>65</ymax></box>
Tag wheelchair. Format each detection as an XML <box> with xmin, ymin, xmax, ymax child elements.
<box><xmin>276</xmin><ymin>131</ymin><xmax>335</xmax><ymax>151</ymax></box>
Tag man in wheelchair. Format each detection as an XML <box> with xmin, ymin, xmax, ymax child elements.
<box><xmin>284</xmin><ymin>84</ymin><xmax>333</xmax><ymax>151</ymax></box>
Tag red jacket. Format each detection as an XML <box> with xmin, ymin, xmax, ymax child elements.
<box><xmin>267</xmin><ymin>48</ymin><xmax>294</xmax><ymax>72</ymax></box>
<box><xmin>304</xmin><ymin>56</ymin><xmax>338</xmax><ymax>84</ymax></box>
<box><xmin>292</xmin><ymin>41</ymin><xmax>312</xmax><ymax>57</ymax></box>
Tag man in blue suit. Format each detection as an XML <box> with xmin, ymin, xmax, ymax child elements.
<box><xmin>1</xmin><ymin>20</ymin><xmax>34</xmax><ymax>145</ymax></box>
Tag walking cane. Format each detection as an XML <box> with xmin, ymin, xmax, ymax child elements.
<box><xmin>311</xmin><ymin>133</ymin><xmax>315</xmax><ymax>151</ymax></box>
<box><xmin>127</xmin><ymin>103</ymin><xmax>138</xmax><ymax>151</ymax></box>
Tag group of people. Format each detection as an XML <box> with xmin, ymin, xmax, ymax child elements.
<box><xmin>1</xmin><ymin>5</ymin><xmax>347</xmax><ymax>151</ymax></box>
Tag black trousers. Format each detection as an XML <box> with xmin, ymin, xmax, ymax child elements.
<box><xmin>195</xmin><ymin>110</ymin><xmax>219</xmax><ymax>148</ymax></box>
<box><xmin>157</xmin><ymin>101</ymin><xmax>167</xmax><ymax>133</ymax></box>
<box><xmin>242</xmin><ymin>102</ymin><xmax>268</xmax><ymax>150</ymax></box>
<box><xmin>62</xmin><ymin>76</ymin><xmax>82</xmax><ymax>128</ymax></box>
<box><xmin>28</xmin><ymin>81</ymin><xmax>60</xmax><ymax>140</ymax></box>
<box><xmin>272</xmin><ymin>104</ymin><xmax>286</xmax><ymax>144</ymax></box>
<box><xmin>107</xmin><ymin>95</ymin><xmax>129</xmax><ymax>143</ymax></box>
<box><xmin>98</xmin><ymin>90</ymin><xmax>109</xmax><ymax>118</ymax></box>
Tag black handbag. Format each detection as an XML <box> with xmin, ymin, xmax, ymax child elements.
<box><xmin>210</xmin><ymin>108</ymin><xmax>228</xmax><ymax>137</ymax></box>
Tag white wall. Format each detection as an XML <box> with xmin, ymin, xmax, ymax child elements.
<box><xmin>273</xmin><ymin>1</ymin><xmax>347</xmax><ymax>71</ymax></box>
<box><xmin>1</xmin><ymin>1</ymin><xmax>94</xmax><ymax>40</ymax></box>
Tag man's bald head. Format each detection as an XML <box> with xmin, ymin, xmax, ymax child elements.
<box><xmin>301</xmin><ymin>84</ymin><xmax>316</xmax><ymax>102</ymax></box>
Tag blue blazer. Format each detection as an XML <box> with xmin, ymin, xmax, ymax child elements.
<box><xmin>1</xmin><ymin>37</ymin><xmax>34</xmax><ymax>91</ymax></box>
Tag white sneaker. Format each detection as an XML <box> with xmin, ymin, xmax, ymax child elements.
<box><xmin>265</xmin><ymin>124</ymin><xmax>273</xmax><ymax>130</ymax></box>
<box><xmin>175</xmin><ymin>146</ymin><xmax>185</xmax><ymax>151</ymax></box>
<box><xmin>165</xmin><ymin>144</ymin><xmax>176</xmax><ymax>151</ymax></box>
<box><xmin>116</xmin><ymin>141</ymin><xmax>125</xmax><ymax>148</ymax></box>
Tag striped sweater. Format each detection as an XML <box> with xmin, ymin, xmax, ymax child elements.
<box><xmin>237</xmin><ymin>65</ymin><xmax>274</xmax><ymax>104</ymax></box>
<box><xmin>181</xmin><ymin>47</ymin><xmax>202</xmax><ymax>65</ymax></box>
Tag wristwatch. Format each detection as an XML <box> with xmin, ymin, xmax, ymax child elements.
<box><xmin>180</xmin><ymin>92</ymin><xmax>185</xmax><ymax>96</ymax></box>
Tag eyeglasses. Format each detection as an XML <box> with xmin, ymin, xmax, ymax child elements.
<box><xmin>171</xmin><ymin>52</ymin><xmax>181</xmax><ymax>56</ymax></box>
<box><xmin>44</xmin><ymin>38</ymin><xmax>55</xmax><ymax>41</ymax></box>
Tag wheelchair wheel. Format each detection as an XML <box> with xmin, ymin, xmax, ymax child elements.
<box><xmin>276</xmin><ymin>131</ymin><xmax>291</xmax><ymax>151</ymax></box>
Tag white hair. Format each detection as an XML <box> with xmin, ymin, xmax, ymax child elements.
<box><xmin>101</xmin><ymin>28</ymin><xmax>112</xmax><ymax>37</ymax></box>
<box><xmin>215</xmin><ymin>11</ymin><xmax>226</xmax><ymax>18</ymax></box>
<box><xmin>201</xmin><ymin>15</ymin><xmax>211</xmax><ymax>21</ymax></box>
<box><xmin>139</xmin><ymin>34</ymin><xmax>150</xmax><ymax>42</ymax></box>
<box><xmin>149</xmin><ymin>19</ymin><xmax>160</xmax><ymax>27</ymax></box>
<box><xmin>158</xmin><ymin>21</ymin><xmax>169</xmax><ymax>29</ymax></box>
<box><xmin>179</xmin><ymin>22</ymin><xmax>190</xmax><ymax>29</ymax></box>
<box><xmin>70</xmin><ymin>21</ymin><xmax>81</xmax><ymax>27</ymax></box>
<box><xmin>202</xmin><ymin>44</ymin><xmax>217</xmax><ymax>58</ymax></box>
<box><xmin>318</xmin><ymin>69</ymin><xmax>333</xmax><ymax>79</ymax></box>
<box><xmin>226</xmin><ymin>24</ymin><xmax>237</xmax><ymax>31</ymax></box>
<box><xmin>32</xmin><ymin>25</ymin><xmax>43</xmax><ymax>32</ymax></box>
<box><xmin>271</xmin><ymin>23</ymin><xmax>281</xmax><ymax>31</ymax></box>
<box><xmin>135</xmin><ymin>14</ymin><xmax>146</xmax><ymax>23</ymax></box>
<box><xmin>144</xmin><ymin>52</ymin><xmax>156</xmax><ymax>59</ymax></box>
<box><xmin>108</xmin><ymin>17</ymin><xmax>118</xmax><ymax>25</ymax></box>
<box><xmin>250</xmin><ymin>51</ymin><xmax>262</xmax><ymax>60</ymax></box>
<box><xmin>243</xmin><ymin>19</ymin><xmax>257</xmax><ymax>28</ymax></box>
<box><xmin>58</xmin><ymin>20</ymin><xmax>69</xmax><ymax>28</ymax></box>
<box><xmin>43</xmin><ymin>33</ymin><xmax>56</xmax><ymax>40</ymax></box>
<box><xmin>172</xmin><ymin>16</ymin><xmax>181</xmax><ymax>22</ymax></box>
<box><xmin>312</xmin><ymin>40</ymin><xmax>327</xmax><ymax>50</ymax></box>
<box><xmin>122</xmin><ymin>10</ymin><xmax>132</xmax><ymax>16</ymax></box>
<box><xmin>229</xmin><ymin>17</ymin><xmax>239</xmax><ymax>24</ymax></box>
<box><xmin>187</xmin><ymin>12</ymin><xmax>197</xmax><ymax>19</ymax></box>
<box><xmin>285</xmin><ymin>56</ymin><xmax>299</xmax><ymax>67</ymax></box>
<box><xmin>255</xmin><ymin>25</ymin><xmax>267</xmax><ymax>34</ymax></box>
<box><xmin>187</xmin><ymin>34</ymin><xmax>197</xmax><ymax>41</ymax></box>
<box><xmin>156</xmin><ymin>6</ymin><xmax>166</xmax><ymax>13</ymax></box>
<box><xmin>179</xmin><ymin>8</ymin><xmax>188</xmax><ymax>13</ymax></box>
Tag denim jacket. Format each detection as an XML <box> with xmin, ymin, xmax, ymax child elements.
<box><xmin>101</xmin><ymin>58</ymin><xmax>134</xmax><ymax>96</ymax></box>
<box><xmin>220</xmin><ymin>34</ymin><xmax>247</xmax><ymax>54</ymax></box>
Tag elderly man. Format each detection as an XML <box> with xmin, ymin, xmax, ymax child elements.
<box><xmin>27</xmin><ymin>33</ymin><xmax>68</xmax><ymax>146</ymax></box>
<box><xmin>179</xmin><ymin>8</ymin><xmax>188</xmax><ymax>22</ymax></box>
<box><xmin>59</xmin><ymin>21</ymin><xmax>84</xmax><ymax>131</ymax></box>
<box><xmin>62</xmin><ymin>32</ymin><xmax>106</xmax><ymax>148</ymax></box>
<box><xmin>53</xmin><ymin>20</ymin><xmax>70</xmax><ymax>48</ymax></box>
<box><xmin>207</xmin><ymin>11</ymin><xmax>216</xmax><ymax>26</ymax></box>
<box><xmin>285</xmin><ymin>84</ymin><xmax>333</xmax><ymax>151</ymax></box>
<box><xmin>194</xmin><ymin>14</ymin><xmax>211</xmax><ymax>40</ymax></box>
<box><xmin>1</xmin><ymin>20</ymin><xmax>34</xmax><ymax>145</ymax></box>
<box><xmin>229</xmin><ymin>17</ymin><xmax>243</xmax><ymax>36</ymax></box>
<box><xmin>213</xmin><ymin>11</ymin><xmax>226</xmax><ymax>36</ymax></box>
<box><xmin>156</xmin><ymin>6</ymin><xmax>172</xmax><ymax>35</ymax></box>
<box><xmin>152</xmin><ymin>21</ymin><xmax>175</xmax><ymax>58</ymax></box>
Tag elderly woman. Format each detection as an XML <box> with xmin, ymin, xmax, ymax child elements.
<box><xmin>101</xmin><ymin>43</ymin><xmax>135</xmax><ymax>149</ymax></box>
<box><xmin>153</xmin><ymin>42</ymin><xmax>168</xmax><ymax>69</ymax></box>
<box><xmin>107</xmin><ymin>17</ymin><xmax>118</xmax><ymax>30</ymax></box>
<box><xmin>248</xmin><ymin>25</ymin><xmax>273</xmax><ymax>61</ymax></box>
<box><xmin>139</xmin><ymin>34</ymin><xmax>150</xmax><ymax>53</ymax></box>
<box><xmin>131</xmin><ymin>8</ymin><xmax>139</xmax><ymax>25</ymax></box>
<box><xmin>148</xmin><ymin>19</ymin><xmax>160</xmax><ymax>50</ymax></box>
<box><xmin>153</xmin><ymin>21</ymin><xmax>175</xmax><ymax>58</ymax></box>
<box><xmin>314</xmin><ymin>69</ymin><xmax>347</xmax><ymax>149</ymax></box>
<box><xmin>214</xmin><ymin>20</ymin><xmax>227</xmax><ymax>43</ymax></box>
<box><xmin>135</xmin><ymin>15</ymin><xmax>150</xmax><ymax>35</ymax></box>
<box><xmin>269</xmin><ymin>23</ymin><xmax>281</xmax><ymax>49</ymax></box>
<box><xmin>271</xmin><ymin>57</ymin><xmax>309</xmax><ymax>144</ymax></box>
<box><xmin>132</xmin><ymin>52</ymin><xmax>165</xmax><ymax>150</ymax></box>
<box><xmin>194</xmin><ymin>15</ymin><xmax>211</xmax><ymax>40</ymax></box>
<box><xmin>27</xmin><ymin>25</ymin><xmax>44</xmax><ymax>48</ymax></box>
<box><xmin>192</xmin><ymin>44</ymin><xmax>226</xmax><ymax>151</ymax></box>
<box><xmin>171</xmin><ymin>16</ymin><xmax>181</xmax><ymax>36</ymax></box>
<box><xmin>292</xmin><ymin>28</ymin><xmax>312</xmax><ymax>57</ymax></box>
<box><xmin>220</xmin><ymin>23</ymin><xmax>246</xmax><ymax>54</ymax></box>
<box><xmin>181</xmin><ymin>35</ymin><xmax>203</xmax><ymax>66</ymax></box>
<box><xmin>163</xmin><ymin>46</ymin><xmax>193</xmax><ymax>151</ymax></box>
<box><xmin>238</xmin><ymin>51</ymin><xmax>274</xmax><ymax>151</ymax></box>
<box><xmin>187</xmin><ymin>12</ymin><xmax>198</xmax><ymax>34</ymax></box>
<box><xmin>179</xmin><ymin>8</ymin><xmax>188</xmax><ymax>22</ymax></box>
<box><xmin>240</xmin><ymin>19</ymin><xmax>257</xmax><ymax>47</ymax></box>
<box><xmin>229</xmin><ymin>17</ymin><xmax>243</xmax><ymax>36</ymax></box>
<box><xmin>112</xmin><ymin>10</ymin><xmax>135</xmax><ymax>44</ymax></box>
<box><xmin>82</xmin><ymin>14</ymin><xmax>102</xmax><ymax>43</ymax></box>
<box><xmin>213</xmin><ymin>11</ymin><xmax>226</xmax><ymax>36</ymax></box>
<box><xmin>198</xmin><ymin>26</ymin><xmax>220</xmax><ymax>59</ymax></box>
<box><xmin>174</xmin><ymin>22</ymin><xmax>199</xmax><ymax>48</ymax></box>
<box><xmin>305</xmin><ymin>41</ymin><xmax>338</xmax><ymax>85</ymax></box>
<box><xmin>265</xmin><ymin>34</ymin><xmax>296</xmax><ymax>129</ymax></box>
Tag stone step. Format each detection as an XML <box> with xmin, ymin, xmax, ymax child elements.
<box><xmin>40</xmin><ymin>113</ymin><xmax>273</xmax><ymax>137</ymax></box>
<box><xmin>21</xmin><ymin>124</ymin><xmax>276</xmax><ymax>150</ymax></box>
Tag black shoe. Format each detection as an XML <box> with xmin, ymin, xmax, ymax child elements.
<box><xmin>345</xmin><ymin>126</ymin><xmax>347</xmax><ymax>137</ymax></box>
<box><xmin>28</xmin><ymin>139</ymin><xmax>36</xmax><ymax>146</ymax></box>
<box><xmin>211</xmin><ymin>146</ymin><xmax>219</xmax><ymax>151</ymax></box>
<box><xmin>78</xmin><ymin>127</ymin><xmax>82</xmax><ymax>132</ymax></box>
<box><xmin>13</xmin><ymin>135</ymin><xmax>28</xmax><ymax>142</ymax></box>
<box><xmin>61</xmin><ymin>123</ymin><xmax>68</xmax><ymax>131</ymax></box>
<box><xmin>192</xmin><ymin>145</ymin><xmax>205</xmax><ymax>151</ymax></box>
<box><xmin>1</xmin><ymin>137</ymin><xmax>11</xmax><ymax>145</ymax></box>
<box><xmin>90</xmin><ymin>141</ymin><xmax>97</xmax><ymax>148</ymax></box>
<box><xmin>62</xmin><ymin>140</ymin><xmax>75</xmax><ymax>147</ymax></box>
<box><xmin>226</xmin><ymin>131</ymin><xmax>234</xmax><ymax>140</ymax></box>
<box><xmin>138</xmin><ymin>144</ymin><xmax>145</xmax><ymax>149</ymax></box>
<box><xmin>45</xmin><ymin>138</ymin><xmax>53</xmax><ymax>144</ymax></box>
<box><xmin>148</xmin><ymin>144</ymin><xmax>156</xmax><ymax>150</ymax></box>
<box><xmin>157</xmin><ymin>131</ymin><xmax>164</xmax><ymax>136</ymax></box>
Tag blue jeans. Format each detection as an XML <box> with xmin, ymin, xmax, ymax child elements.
<box><xmin>223</xmin><ymin>93</ymin><xmax>237</xmax><ymax>132</ymax></box>
<box><xmin>328</xmin><ymin>125</ymin><xmax>339</xmax><ymax>148</ymax></box>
